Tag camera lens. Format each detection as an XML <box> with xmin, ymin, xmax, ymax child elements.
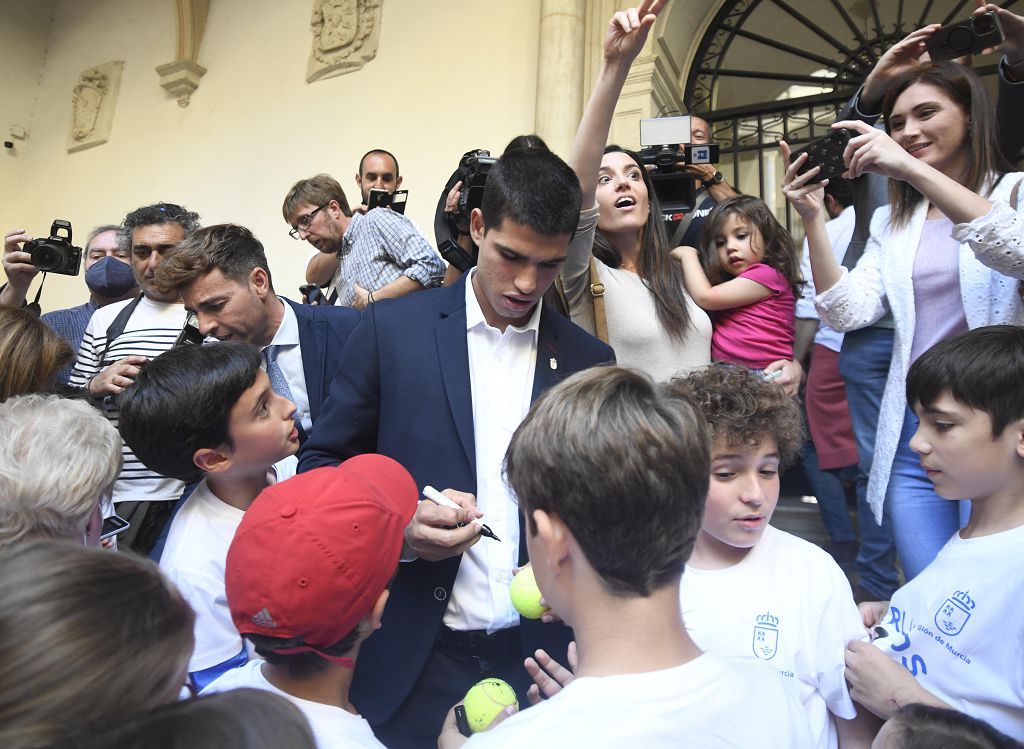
<box><xmin>31</xmin><ymin>242</ymin><xmax>63</xmax><ymax>272</ymax></box>
<box><xmin>947</xmin><ymin>27</ymin><xmax>975</xmax><ymax>53</ymax></box>
<box><xmin>973</xmin><ymin>15</ymin><xmax>995</xmax><ymax>34</ymax></box>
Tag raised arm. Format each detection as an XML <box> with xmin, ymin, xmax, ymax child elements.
<box><xmin>570</xmin><ymin>1</ymin><xmax>665</xmax><ymax>211</ymax></box>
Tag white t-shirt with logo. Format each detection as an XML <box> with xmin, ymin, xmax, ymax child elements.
<box><xmin>680</xmin><ymin>525</ymin><xmax>865</xmax><ymax>749</ymax></box>
<box><xmin>160</xmin><ymin>458</ymin><xmax>297</xmax><ymax>672</ymax></box>
<box><xmin>872</xmin><ymin>523</ymin><xmax>1024</xmax><ymax>737</ymax></box>
<box><xmin>202</xmin><ymin>659</ymin><xmax>384</xmax><ymax>749</ymax></box>
<box><xmin>464</xmin><ymin>652</ymin><xmax>814</xmax><ymax>748</ymax></box>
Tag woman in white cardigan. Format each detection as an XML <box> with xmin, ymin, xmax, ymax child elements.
<box><xmin>781</xmin><ymin>57</ymin><xmax>1024</xmax><ymax>579</ymax></box>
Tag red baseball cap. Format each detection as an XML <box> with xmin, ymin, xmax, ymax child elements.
<box><xmin>225</xmin><ymin>454</ymin><xmax>417</xmax><ymax>665</ymax></box>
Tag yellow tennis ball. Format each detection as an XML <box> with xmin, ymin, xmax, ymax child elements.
<box><xmin>509</xmin><ymin>565</ymin><xmax>546</xmax><ymax>619</ymax></box>
<box><xmin>463</xmin><ymin>678</ymin><xmax>518</xmax><ymax>733</ymax></box>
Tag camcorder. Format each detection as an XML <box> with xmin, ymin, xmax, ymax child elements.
<box><xmin>926</xmin><ymin>11</ymin><xmax>1004</xmax><ymax>62</ymax></box>
<box><xmin>638</xmin><ymin>116</ymin><xmax>720</xmax><ymax>217</ymax></box>
<box><xmin>25</xmin><ymin>220</ymin><xmax>82</xmax><ymax>276</ymax></box>
<box><xmin>434</xmin><ymin>149</ymin><xmax>496</xmax><ymax>272</ymax></box>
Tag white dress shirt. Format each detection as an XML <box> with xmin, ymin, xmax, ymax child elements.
<box><xmin>442</xmin><ymin>270</ymin><xmax>539</xmax><ymax>633</ymax></box>
<box><xmin>263</xmin><ymin>298</ymin><xmax>312</xmax><ymax>432</ymax></box>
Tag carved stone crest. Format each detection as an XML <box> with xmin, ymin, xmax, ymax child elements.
<box><xmin>306</xmin><ymin>0</ymin><xmax>382</xmax><ymax>83</ymax></box>
<box><xmin>67</xmin><ymin>61</ymin><xmax>123</xmax><ymax>153</ymax></box>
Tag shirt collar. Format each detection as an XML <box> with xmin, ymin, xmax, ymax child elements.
<box><xmin>267</xmin><ymin>298</ymin><xmax>300</xmax><ymax>348</ymax></box>
<box><xmin>463</xmin><ymin>268</ymin><xmax>542</xmax><ymax>336</ymax></box>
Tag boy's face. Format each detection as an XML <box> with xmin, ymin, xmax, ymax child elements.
<box><xmin>911</xmin><ymin>392</ymin><xmax>1023</xmax><ymax>502</ymax></box>
<box><xmin>224</xmin><ymin>370</ymin><xmax>300</xmax><ymax>472</ymax></box>
<box><xmin>700</xmin><ymin>436</ymin><xmax>781</xmax><ymax>556</ymax></box>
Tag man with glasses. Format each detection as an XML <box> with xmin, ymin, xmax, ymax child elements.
<box><xmin>283</xmin><ymin>173</ymin><xmax>444</xmax><ymax>309</ymax></box>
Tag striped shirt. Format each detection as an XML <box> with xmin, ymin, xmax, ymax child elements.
<box><xmin>69</xmin><ymin>295</ymin><xmax>188</xmax><ymax>504</ymax></box>
<box><xmin>333</xmin><ymin>207</ymin><xmax>445</xmax><ymax>307</ymax></box>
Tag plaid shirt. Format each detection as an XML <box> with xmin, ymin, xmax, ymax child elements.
<box><xmin>41</xmin><ymin>299</ymin><xmax>97</xmax><ymax>384</ymax></box>
<box><xmin>334</xmin><ymin>208</ymin><xmax>444</xmax><ymax>307</ymax></box>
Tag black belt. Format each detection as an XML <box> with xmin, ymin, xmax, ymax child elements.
<box><xmin>436</xmin><ymin>626</ymin><xmax>520</xmax><ymax>662</ymax></box>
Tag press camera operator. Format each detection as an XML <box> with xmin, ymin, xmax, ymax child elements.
<box><xmin>1</xmin><ymin>223</ymin><xmax>139</xmax><ymax>383</ymax></box>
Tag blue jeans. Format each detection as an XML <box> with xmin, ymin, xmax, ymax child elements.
<box><xmin>837</xmin><ymin>327</ymin><xmax>899</xmax><ymax>599</ymax></box>
<box><xmin>886</xmin><ymin>407</ymin><xmax>970</xmax><ymax>580</ymax></box>
<box><xmin>802</xmin><ymin>439</ymin><xmax>856</xmax><ymax>544</ymax></box>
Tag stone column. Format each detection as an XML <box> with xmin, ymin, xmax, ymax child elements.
<box><xmin>534</xmin><ymin>0</ymin><xmax>586</xmax><ymax>158</ymax></box>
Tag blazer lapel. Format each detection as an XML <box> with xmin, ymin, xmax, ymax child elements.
<box><xmin>436</xmin><ymin>281</ymin><xmax>476</xmax><ymax>475</ymax></box>
<box><xmin>293</xmin><ymin>302</ymin><xmax>328</xmax><ymax>421</ymax></box>
<box><xmin>532</xmin><ymin>305</ymin><xmax>561</xmax><ymax>403</ymax></box>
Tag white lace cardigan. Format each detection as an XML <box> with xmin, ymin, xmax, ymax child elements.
<box><xmin>815</xmin><ymin>172</ymin><xmax>1024</xmax><ymax>521</ymax></box>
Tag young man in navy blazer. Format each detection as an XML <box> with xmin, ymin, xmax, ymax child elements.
<box><xmin>154</xmin><ymin>222</ymin><xmax>360</xmax><ymax>436</ymax></box>
<box><xmin>299</xmin><ymin>146</ymin><xmax>615</xmax><ymax>748</ymax></box>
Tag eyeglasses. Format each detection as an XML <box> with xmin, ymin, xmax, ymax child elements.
<box><xmin>288</xmin><ymin>204</ymin><xmax>327</xmax><ymax>239</ymax></box>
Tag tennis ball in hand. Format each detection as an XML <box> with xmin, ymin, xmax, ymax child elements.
<box><xmin>509</xmin><ymin>565</ymin><xmax>546</xmax><ymax>619</ymax></box>
<box><xmin>463</xmin><ymin>678</ymin><xmax>519</xmax><ymax>732</ymax></box>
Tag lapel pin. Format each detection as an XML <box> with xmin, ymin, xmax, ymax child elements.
<box><xmin>549</xmin><ymin>357</ymin><xmax>558</xmax><ymax>370</ymax></box>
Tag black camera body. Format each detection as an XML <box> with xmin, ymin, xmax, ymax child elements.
<box><xmin>926</xmin><ymin>11</ymin><xmax>1004</xmax><ymax>62</ymax></box>
<box><xmin>25</xmin><ymin>220</ymin><xmax>82</xmax><ymax>276</ymax></box>
<box><xmin>454</xmin><ymin>150</ymin><xmax>497</xmax><ymax>221</ymax></box>
<box><xmin>796</xmin><ymin>128</ymin><xmax>854</xmax><ymax>184</ymax></box>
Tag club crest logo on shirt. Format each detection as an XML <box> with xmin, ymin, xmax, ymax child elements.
<box><xmin>752</xmin><ymin>611</ymin><xmax>779</xmax><ymax>660</ymax></box>
<box><xmin>934</xmin><ymin>589</ymin><xmax>975</xmax><ymax>637</ymax></box>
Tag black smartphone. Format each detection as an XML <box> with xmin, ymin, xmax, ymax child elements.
<box><xmin>299</xmin><ymin>283</ymin><xmax>325</xmax><ymax>305</ymax></box>
<box><xmin>926</xmin><ymin>11</ymin><xmax>1004</xmax><ymax>62</ymax></box>
<box><xmin>389</xmin><ymin>190</ymin><xmax>408</xmax><ymax>215</ymax></box>
<box><xmin>174</xmin><ymin>311</ymin><xmax>205</xmax><ymax>347</ymax></box>
<box><xmin>367</xmin><ymin>188</ymin><xmax>390</xmax><ymax>210</ymax></box>
<box><xmin>101</xmin><ymin>514</ymin><xmax>131</xmax><ymax>540</ymax></box>
<box><xmin>795</xmin><ymin>128</ymin><xmax>854</xmax><ymax>184</ymax></box>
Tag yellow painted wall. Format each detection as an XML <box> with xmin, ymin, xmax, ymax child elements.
<box><xmin>1</xmin><ymin>0</ymin><xmax>543</xmax><ymax>312</ymax></box>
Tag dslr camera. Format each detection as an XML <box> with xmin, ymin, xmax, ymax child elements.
<box><xmin>638</xmin><ymin>116</ymin><xmax>720</xmax><ymax>215</ymax></box>
<box><xmin>25</xmin><ymin>220</ymin><xmax>82</xmax><ymax>276</ymax></box>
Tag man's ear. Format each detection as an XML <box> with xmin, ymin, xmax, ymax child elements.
<box><xmin>250</xmin><ymin>266</ymin><xmax>271</xmax><ymax>300</ymax></box>
<box><xmin>193</xmin><ymin>446</ymin><xmax>232</xmax><ymax>475</ymax></box>
<box><xmin>1013</xmin><ymin>419</ymin><xmax>1024</xmax><ymax>461</ymax></box>
<box><xmin>395</xmin><ymin>174</ymin><xmax>403</xmax><ymax>190</ymax></box>
<box><xmin>533</xmin><ymin>509</ymin><xmax>570</xmax><ymax>573</ymax></box>
<box><xmin>469</xmin><ymin>208</ymin><xmax>486</xmax><ymax>246</ymax></box>
<box><xmin>368</xmin><ymin>589</ymin><xmax>390</xmax><ymax>632</ymax></box>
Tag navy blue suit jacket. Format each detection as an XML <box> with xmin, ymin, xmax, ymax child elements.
<box><xmin>285</xmin><ymin>297</ymin><xmax>360</xmax><ymax>424</ymax></box>
<box><xmin>298</xmin><ymin>276</ymin><xmax>614</xmax><ymax>723</ymax></box>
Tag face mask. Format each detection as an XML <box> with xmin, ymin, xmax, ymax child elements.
<box><xmin>85</xmin><ymin>256</ymin><xmax>137</xmax><ymax>298</ymax></box>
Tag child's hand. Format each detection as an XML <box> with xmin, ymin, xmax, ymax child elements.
<box><xmin>525</xmin><ymin>642</ymin><xmax>578</xmax><ymax>705</ymax></box>
<box><xmin>437</xmin><ymin>699</ymin><xmax>516</xmax><ymax>748</ymax></box>
<box><xmin>764</xmin><ymin>359</ymin><xmax>802</xmax><ymax>397</ymax></box>
<box><xmin>857</xmin><ymin>600</ymin><xmax>890</xmax><ymax>629</ymax></box>
<box><xmin>779</xmin><ymin>141</ymin><xmax>826</xmax><ymax>222</ymax></box>
<box><xmin>845</xmin><ymin>639</ymin><xmax>932</xmax><ymax>719</ymax></box>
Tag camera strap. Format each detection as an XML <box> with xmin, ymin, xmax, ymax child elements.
<box><xmin>99</xmin><ymin>293</ymin><xmax>144</xmax><ymax>364</ymax></box>
<box><xmin>25</xmin><ymin>272</ymin><xmax>47</xmax><ymax>317</ymax></box>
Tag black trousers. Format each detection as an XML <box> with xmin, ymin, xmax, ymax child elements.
<box><xmin>370</xmin><ymin>638</ymin><xmax>535</xmax><ymax>749</ymax></box>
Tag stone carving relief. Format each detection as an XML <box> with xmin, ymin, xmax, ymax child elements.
<box><xmin>306</xmin><ymin>0</ymin><xmax>383</xmax><ymax>83</ymax></box>
<box><xmin>67</xmin><ymin>61</ymin><xmax>123</xmax><ymax>153</ymax></box>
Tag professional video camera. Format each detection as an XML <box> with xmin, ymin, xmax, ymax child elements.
<box><xmin>434</xmin><ymin>149</ymin><xmax>497</xmax><ymax>272</ymax></box>
<box><xmin>637</xmin><ymin>116</ymin><xmax>720</xmax><ymax>216</ymax></box>
<box><xmin>25</xmin><ymin>220</ymin><xmax>82</xmax><ymax>276</ymax></box>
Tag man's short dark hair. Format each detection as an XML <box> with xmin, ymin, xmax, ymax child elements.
<box><xmin>824</xmin><ymin>177</ymin><xmax>854</xmax><ymax>209</ymax></box>
<box><xmin>671</xmin><ymin>364</ymin><xmax>804</xmax><ymax>468</ymax></box>
<box><xmin>117</xmin><ymin>203</ymin><xmax>200</xmax><ymax>253</ymax></box>
<box><xmin>481</xmin><ymin>147</ymin><xmax>581</xmax><ymax>237</ymax></box>
<box><xmin>154</xmin><ymin>224</ymin><xmax>273</xmax><ymax>298</ymax></box>
<box><xmin>358</xmin><ymin>148</ymin><xmax>400</xmax><ymax>178</ymax></box>
<box><xmin>119</xmin><ymin>343</ymin><xmax>262</xmax><ymax>482</ymax></box>
<box><xmin>505</xmin><ymin>366</ymin><xmax>709</xmax><ymax>597</ymax></box>
<box><xmin>907</xmin><ymin>325</ymin><xmax>1024</xmax><ymax>437</ymax></box>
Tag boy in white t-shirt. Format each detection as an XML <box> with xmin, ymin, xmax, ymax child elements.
<box><xmin>202</xmin><ymin>454</ymin><xmax>419</xmax><ymax>749</ymax></box>
<box><xmin>438</xmin><ymin>365</ymin><xmax>814</xmax><ymax>749</ymax></box>
<box><xmin>846</xmin><ymin>326</ymin><xmax>1024</xmax><ymax>738</ymax></box>
<box><xmin>671</xmin><ymin>364</ymin><xmax>878</xmax><ymax>748</ymax></box>
<box><xmin>119</xmin><ymin>341</ymin><xmax>300</xmax><ymax>690</ymax></box>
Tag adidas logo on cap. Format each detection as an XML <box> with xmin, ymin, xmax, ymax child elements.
<box><xmin>252</xmin><ymin>608</ymin><xmax>278</xmax><ymax>628</ymax></box>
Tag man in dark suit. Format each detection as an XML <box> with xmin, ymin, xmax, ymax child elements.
<box><xmin>299</xmin><ymin>147</ymin><xmax>614</xmax><ymax>748</ymax></box>
<box><xmin>153</xmin><ymin>222</ymin><xmax>360</xmax><ymax>436</ymax></box>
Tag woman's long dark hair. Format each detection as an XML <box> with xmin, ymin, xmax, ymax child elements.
<box><xmin>593</xmin><ymin>146</ymin><xmax>692</xmax><ymax>340</ymax></box>
<box><xmin>882</xmin><ymin>61</ymin><xmax>1013</xmax><ymax>228</ymax></box>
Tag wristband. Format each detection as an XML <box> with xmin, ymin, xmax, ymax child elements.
<box><xmin>368</xmin><ymin>290</ymin><xmax>375</xmax><ymax>304</ymax></box>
